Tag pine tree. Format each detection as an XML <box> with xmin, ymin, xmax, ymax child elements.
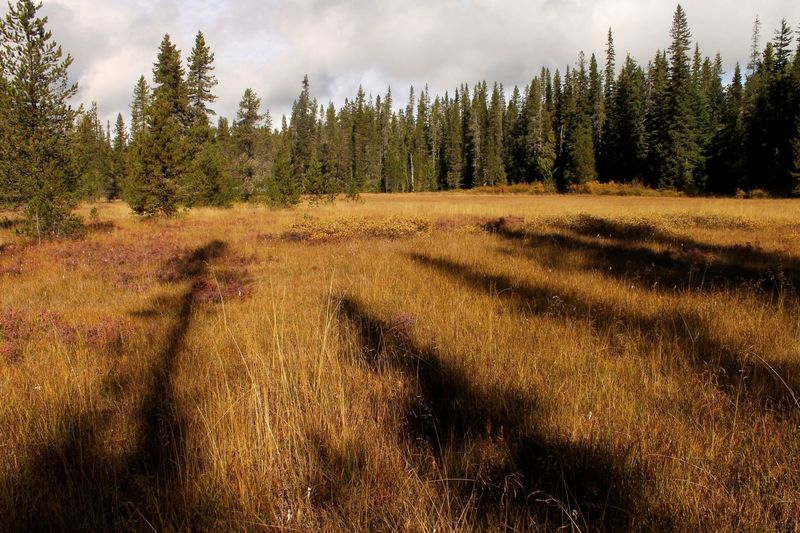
<box><xmin>745</xmin><ymin>37</ymin><xmax>798</xmax><ymax>194</ymax></box>
<box><xmin>232</xmin><ymin>88</ymin><xmax>263</xmax><ymax>200</ymax></box>
<box><xmin>321</xmin><ymin>102</ymin><xmax>347</xmax><ymax>193</ymax></box>
<box><xmin>444</xmin><ymin>90</ymin><xmax>464</xmax><ymax>189</ymax></box>
<box><xmin>606</xmin><ymin>55</ymin><xmax>647</xmax><ymax>183</ymax></box>
<box><xmin>0</xmin><ymin>54</ymin><xmax>16</xmax><ymax>206</ymax></box>
<box><xmin>108</xmin><ymin>113</ymin><xmax>127</xmax><ymax>201</ymax></box>
<box><xmin>0</xmin><ymin>0</ymin><xmax>80</xmax><ymax>237</ymax></box>
<box><xmin>350</xmin><ymin>86</ymin><xmax>371</xmax><ymax>196</ymax></box>
<box><xmin>773</xmin><ymin>19</ymin><xmax>793</xmax><ymax>72</ymax></box>
<box><xmin>599</xmin><ymin>28</ymin><xmax>617</xmax><ymax>180</ymax></box>
<box><xmin>467</xmin><ymin>82</ymin><xmax>489</xmax><ymax>186</ymax></box>
<box><xmin>128</xmin><ymin>35</ymin><xmax>189</xmax><ymax>216</ymax></box>
<box><xmin>589</xmin><ymin>54</ymin><xmax>605</xmax><ymax>174</ymax></box>
<box><xmin>269</xmin><ymin>116</ymin><xmax>300</xmax><ymax>206</ymax></box>
<box><xmin>663</xmin><ymin>4</ymin><xmax>702</xmax><ymax>191</ymax></box>
<box><xmin>504</xmin><ymin>86</ymin><xmax>523</xmax><ymax>184</ymax></box>
<box><xmin>644</xmin><ymin>51</ymin><xmax>671</xmax><ymax>187</ymax></box>
<box><xmin>429</xmin><ymin>95</ymin><xmax>446</xmax><ymax>190</ymax></box>
<box><xmin>706</xmin><ymin>64</ymin><xmax>744</xmax><ymax>194</ymax></box>
<box><xmin>522</xmin><ymin>77</ymin><xmax>555</xmax><ymax>183</ymax></box>
<box><xmin>130</xmin><ymin>76</ymin><xmax>150</xmax><ymax>143</ymax></box>
<box><xmin>290</xmin><ymin>75</ymin><xmax>317</xmax><ymax>193</ymax></box>
<box><xmin>747</xmin><ymin>16</ymin><xmax>762</xmax><ymax>75</ymax></box>
<box><xmin>186</xmin><ymin>31</ymin><xmax>217</xmax><ymax>122</ymax></box>
<box><xmin>484</xmin><ymin>83</ymin><xmax>506</xmax><ymax>185</ymax></box>
<box><xmin>72</xmin><ymin>102</ymin><xmax>110</xmax><ymax>200</ymax></box>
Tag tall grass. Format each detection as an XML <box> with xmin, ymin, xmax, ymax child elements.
<box><xmin>1</xmin><ymin>194</ymin><xmax>798</xmax><ymax>530</ymax></box>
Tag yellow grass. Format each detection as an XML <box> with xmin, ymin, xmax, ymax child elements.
<box><xmin>1</xmin><ymin>193</ymin><xmax>799</xmax><ymax>531</ymax></box>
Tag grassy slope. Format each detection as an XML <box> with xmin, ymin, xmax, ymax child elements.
<box><xmin>1</xmin><ymin>194</ymin><xmax>799</xmax><ymax>531</ymax></box>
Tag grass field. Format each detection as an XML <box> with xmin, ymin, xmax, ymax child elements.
<box><xmin>1</xmin><ymin>193</ymin><xmax>799</xmax><ymax>531</ymax></box>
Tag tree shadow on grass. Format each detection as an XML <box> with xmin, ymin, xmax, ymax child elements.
<box><xmin>409</xmin><ymin>253</ymin><xmax>800</xmax><ymax>418</ymax></box>
<box><xmin>2</xmin><ymin>240</ymin><xmax>227</xmax><ymax>531</ymax></box>
<box><xmin>489</xmin><ymin>216</ymin><xmax>800</xmax><ymax>302</ymax></box>
<box><xmin>337</xmin><ymin>296</ymin><xmax>661</xmax><ymax>531</ymax></box>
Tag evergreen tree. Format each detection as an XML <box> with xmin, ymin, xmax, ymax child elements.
<box><xmin>232</xmin><ymin>88</ymin><xmax>264</xmax><ymax>200</ymax></box>
<box><xmin>128</xmin><ymin>35</ymin><xmax>189</xmax><ymax>216</ymax></box>
<box><xmin>429</xmin><ymin>95</ymin><xmax>446</xmax><ymax>190</ymax></box>
<box><xmin>108</xmin><ymin>113</ymin><xmax>127</xmax><ymax>201</ymax></box>
<box><xmin>290</xmin><ymin>75</ymin><xmax>317</xmax><ymax>193</ymax></box>
<box><xmin>706</xmin><ymin>63</ymin><xmax>744</xmax><ymax>193</ymax></box>
<box><xmin>599</xmin><ymin>28</ymin><xmax>617</xmax><ymax>180</ymax></box>
<box><xmin>504</xmin><ymin>86</ymin><xmax>523</xmax><ymax>184</ymax></box>
<box><xmin>588</xmin><ymin>53</ymin><xmax>604</xmax><ymax>172</ymax></box>
<box><xmin>522</xmin><ymin>77</ymin><xmax>555</xmax><ymax>183</ymax></box>
<box><xmin>377</xmin><ymin>88</ymin><xmax>393</xmax><ymax>192</ymax></box>
<box><xmin>484</xmin><ymin>83</ymin><xmax>506</xmax><ymax>185</ymax></box>
<box><xmin>773</xmin><ymin>19</ymin><xmax>794</xmax><ymax>72</ymax></box>
<box><xmin>0</xmin><ymin>52</ymin><xmax>16</xmax><ymax>206</ymax></box>
<box><xmin>747</xmin><ymin>16</ymin><xmax>762</xmax><ymax>75</ymax></box>
<box><xmin>321</xmin><ymin>102</ymin><xmax>347</xmax><ymax>193</ymax></box>
<box><xmin>444</xmin><ymin>90</ymin><xmax>464</xmax><ymax>189</ymax></box>
<box><xmin>269</xmin><ymin>116</ymin><xmax>300</xmax><ymax>206</ymax></box>
<box><xmin>130</xmin><ymin>75</ymin><xmax>150</xmax><ymax>143</ymax></box>
<box><xmin>0</xmin><ymin>0</ymin><xmax>80</xmax><ymax>237</ymax></box>
<box><xmin>663</xmin><ymin>5</ymin><xmax>702</xmax><ymax>191</ymax></box>
<box><xmin>72</xmin><ymin>102</ymin><xmax>110</xmax><ymax>200</ymax></box>
<box><xmin>606</xmin><ymin>55</ymin><xmax>647</xmax><ymax>182</ymax></box>
<box><xmin>644</xmin><ymin>51</ymin><xmax>671</xmax><ymax>187</ymax></box>
<box><xmin>186</xmin><ymin>31</ymin><xmax>217</xmax><ymax>122</ymax></box>
<box><xmin>350</xmin><ymin>86</ymin><xmax>371</xmax><ymax>196</ymax></box>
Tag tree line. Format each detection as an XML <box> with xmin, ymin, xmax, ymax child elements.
<box><xmin>2</xmin><ymin>1</ymin><xmax>800</xmax><ymax>235</ymax></box>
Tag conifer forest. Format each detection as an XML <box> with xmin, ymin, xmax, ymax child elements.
<box><xmin>1</xmin><ymin>1</ymin><xmax>800</xmax><ymax>531</ymax></box>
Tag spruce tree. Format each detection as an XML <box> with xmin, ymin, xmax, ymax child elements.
<box><xmin>72</xmin><ymin>102</ymin><xmax>110</xmax><ymax>200</ymax></box>
<box><xmin>522</xmin><ymin>77</ymin><xmax>556</xmax><ymax>183</ymax></box>
<box><xmin>128</xmin><ymin>35</ymin><xmax>188</xmax><ymax>216</ymax></box>
<box><xmin>233</xmin><ymin>88</ymin><xmax>263</xmax><ymax>200</ymax></box>
<box><xmin>444</xmin><ymin>90</ymin><xmax>464</xmax><ymax>189</ymax></box>
<box><xmin>186</xmin><ymin>31</ymin><xmax>217</xmax><ymax>122</ymax></box>
<box><xmin>606</xmin><ymin>55</ymin><xmax>646</xmax><ymax>183</ymax></box>
<box><xmin>644</xmin><ymin>51</ymin><xmax>671</xmax><ymax>187</ymax></box>
<box><xmin>706</xmin><ymin>64</ymin><xmax>745</xmax><ymax>194</ymax></box>
<box><xmin>663</xmin><ymin>5</ymin><xmax>702</xmax><ymax>191</ymax></box>
<box><xmin>589</xmin><ymin>54</ymin><xmax>605</xmax><ymax>177</ymax></box>
<box><xmin>504</xmin><ymin>86</ymin><xmax>523</xmax><ymax>184</ymax></box>
<box><xmin>321</xmin><ymin>102</ymin><xmax>347</xmax><ymax>192</ymax></box>
<box><xmin>773</xmin><ymin>19</ymin><xmax>794</xmax><ymax>72</ymax></box>
<box><xmin>429</xmin><ymin>95</ymin><xmax>446</xmax><ymax>190</ymax></box>
<box><xmin>108</xmin><ymin>113</ymin><xmax>127</xmax><ymax>201</ymax></box>
<box><xmin>0</xmin><ymin>54</ymin><xmax>16</xmax><ymax>206</ymax></box>
<box><xmin>747</xmin><ymin>16</ymin><xmax>762</xmax><ymax>75</ymax></box>
<box><xmin>0</xmin><ymin>0</ymin><xmax>80</xmax><ymax>237</ymax></box>
<box><xmin>130</xmin><ymin>75</ymin><xmax>150</xmax><ymax>143</ymax></box>
<box><xmin>484</xmin><ymin>83</ymin><xmax>506</xmax><ymax>185</ymax></box>
<box><xmin>269</xmin><ymin>116</ymin><xmax>300</xmax><ymax>206</ymax></box>
<box><xmin>290</xmin><ymin>75</ymin><xmax>317</xmax><ymax>193</ymax></box>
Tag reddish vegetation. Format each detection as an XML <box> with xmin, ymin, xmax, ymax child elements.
<box><xmin>484</xmin><ymin>215</ymin><xmax>526</xmax><ymax>234</ymax></box>
<box><xmin>0</xmin><ymin>308</ymin><xmax>132</xmax><ymax>362</ymax></box>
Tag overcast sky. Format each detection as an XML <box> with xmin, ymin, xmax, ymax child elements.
<box><xmin>23</xmin><ymin>0</ymin><xmax>800</xmax><ymax>126</ymax></box>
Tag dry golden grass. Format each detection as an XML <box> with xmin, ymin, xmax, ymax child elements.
<box><xmin>1</xmin><ymin>193</ymin><xmax>799</xmax><ymax>531</ymax></box>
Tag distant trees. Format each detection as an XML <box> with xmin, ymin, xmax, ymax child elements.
<box><xmin>0</xmin><ymin>0</ymin><xmax>80</xmax><ymax>237</ymax></box>
<box><xmin>111</xmin><ymin>7</ymin><xmax>796</xmax><ymax>206</ymax></box>
<box><xmin>2</xmin><ymin>3</ymin><xmax>800</xmax><ymax>232</ymax></box>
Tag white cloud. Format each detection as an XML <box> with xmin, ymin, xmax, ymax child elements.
<box><xmin>16</xmin><ymin>0</ymin><xmax>800</xmax><ymax>127</ymax></box>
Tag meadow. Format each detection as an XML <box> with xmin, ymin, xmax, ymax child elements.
<box><xmin>1</xmin><ymin>193</ymin><xmax>799</xmax><ymax>531</ymax></box>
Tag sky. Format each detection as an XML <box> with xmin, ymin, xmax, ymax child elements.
<box><xmin>21</xmin><ymin>0</ymin><xmax>800</xmax><ymax>127</ymax></box>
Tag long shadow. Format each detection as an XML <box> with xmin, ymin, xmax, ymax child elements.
<box><xmin>409</xmin><ymin>253</ymin><xmax>800</xmax><ymax>417</ymax></box>
<box><xmin>2</xmin><ymin>241</ymin><xmax>227</xmax><ymax>531</ymax></box>
<box><xmin>337</xmin><ymin>297</ymin><xmax>660</xmax><ymax>531</ymax></box>
<box><xmin>490</xmin><ymin>217</ymin><xmax>800</xmax><ymax>301</ymax></box>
